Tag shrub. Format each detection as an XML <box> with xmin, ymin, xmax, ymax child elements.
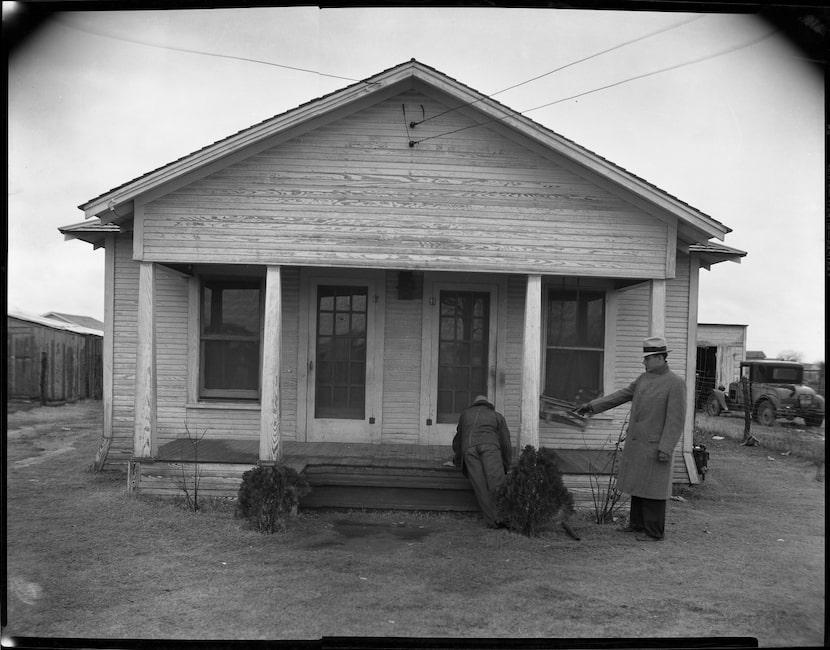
<box><xmin>236</xmin><ymin>464</ymin><xmax>311</xmax><ymax>534</ymax></box>
<box><xmin>494</xmin><ymin>445</ymin><xmax>575</xmax><ymax>537</ymax></box>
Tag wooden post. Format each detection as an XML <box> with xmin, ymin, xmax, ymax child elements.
<box><xmin>260</xmin><ymin>265</ymin><xmax>283</xmax><ymax>464</ymax></box>
<box><xmin>520</xmin><ymin>274</ymin><xmax>542</xmax><ymax>450</ymax></box>
<box><xmin>684</xmin><ymin>254</ymin><xmax>701</xmax><ymax>483</ymax></box>
<box><xmin>649</xmin><ymin>279</ymin><xmax>666</xmax><ymax>337</ymax></box>
<box><xmin>95</xmin><ymin>234</ymin><xmax>116</xmax><ymax>471</ymax></box>
<box><xmin>134</xmin><ymin>261</ymin><xmax>156</xmax><ymax>459</ymax></box>
<box><xmin>741</xmin><ymin>375</ymin><xmax>755</xmax><ymax>445</ymax></box>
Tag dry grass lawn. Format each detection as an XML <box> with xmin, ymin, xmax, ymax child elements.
<box><xmin>3</xmin><ymin>401</ymin><xmax>825</xmax><ymax>647</ymax></box>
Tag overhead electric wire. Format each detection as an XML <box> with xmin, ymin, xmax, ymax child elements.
<box><xmin>410</xmin><ymin>28</ymin><xmax>777</xmax><ymax>146</ymax></box>
<box><xmin>520</xmin><ymin>28</ymin><xmax>776</xmax><ymax>115</ymax></box>
<box><xmin>411</xmin><ymin>14</ymin><xmax>706</xmax><ymax>128</ymax></box>
<box><xmin>57</xmin><ymin>18</ymin><xmax>364</xmax><ymax>83</ymax></box>
<box><xmin>58</xmin><ymin>14</ymin><xmax>777</xmax><ymax>149</ymax></box>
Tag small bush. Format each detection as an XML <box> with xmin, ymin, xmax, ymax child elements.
<box><xmin>236</xmin><ymin>464</ymin><xmax>311</xmax><ymax>534</ymax></box>
<box><xmin>494</xmin><ymin>445</ymin><xmax>575</xmax><ymax>537</ymax></box>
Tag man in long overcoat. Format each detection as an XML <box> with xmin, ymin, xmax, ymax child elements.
<box><xmin>452</xmin><ymin>395</ymin><xmax>512</xmax><ymax>528</ymax></box>
<box><xmin>576</xmin><ymin>337</ymin><xmax>686</xmax><ymax>541</ymax></box>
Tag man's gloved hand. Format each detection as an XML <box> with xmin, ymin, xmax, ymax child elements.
<box><xmin>574</xmin><ymin>403</ymin><xmax>592</xmax><ymax>416</ymax></box>
<box><xmin>657</xmin><ymin>450</ymin><xmax>671</xmax><ymax>463</ymax></box>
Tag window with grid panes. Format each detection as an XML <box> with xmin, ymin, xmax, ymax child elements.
<box><xmin>544</xmin><ymin>290</ymin><xmax>605</xmax><ymax>404</ymax></box>
<box><xmin>199</xmin><ymin>278</ymin><xmax>262</xmax><ymax>400</ymax></box>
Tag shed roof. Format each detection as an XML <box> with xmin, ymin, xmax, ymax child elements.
<box><xmin>689</xmin><ymin>241</ymin><xmax>747</xmax><ymax>269</ymax></box>
<box><xmin>42</xmin><ymin>312</ymin><xmax>105</xmax><ymax>331</ymax></box>
<box><xmin>8</xmin><ymin>310</ymin><xmax>104</xmax><ymax>337</ymax></box>
<box><xmin>72</xmin><ymin>59</ymin><xmax>735</xmax><ymax>249</ymax></box>
<box><xmin>59</xmin><ymin>219</ymin><xmax>120</xmax><ymax>249</ymax></box>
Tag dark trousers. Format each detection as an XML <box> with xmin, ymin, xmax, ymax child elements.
<box><xmin>629</xmin><ymin>495</ymin><xmax>667</xmax><ymax>539</ymax></box>
<box><xmin>463</xmin><ymin>443</ymin><xmax>506</xmax><ymax>526</ymax></box>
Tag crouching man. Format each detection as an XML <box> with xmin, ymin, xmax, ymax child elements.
<box><xmin>452</xmin><ymin>395</ymin><xmax>512</xmax><ymax>529</ymax></box>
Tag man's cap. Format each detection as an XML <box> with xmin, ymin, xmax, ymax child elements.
<box><xmin>643</xmin><ymin>336</ymin><xmax>670</xmax><ymax>357</ymax></box>
<box><xmin>473</xmin><ymin>394</ymin><xmax>490</xmax><ymax>403</ymax></box>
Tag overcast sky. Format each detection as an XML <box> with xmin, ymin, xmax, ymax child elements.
<box><xmin>6</xmin><ymin>5</ymin><xmax>825</xmax><ymax>362</ymax></box>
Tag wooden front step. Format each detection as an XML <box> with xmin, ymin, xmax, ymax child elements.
<box><xmin>300</xmin><ymin>465</ymin><xmax>480</xmax><ymax>511</ymax></box>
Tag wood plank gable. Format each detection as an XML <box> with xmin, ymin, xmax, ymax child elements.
<box><xmin>137</xmin><ymin>87</ymin><xmax>673</xmax><ymax>279</ymax></box>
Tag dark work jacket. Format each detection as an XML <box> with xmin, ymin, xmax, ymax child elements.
<box><xmin>452</xmin><ymin>399</ymin><xmax>512</xmax><ymax>478</ymax></box>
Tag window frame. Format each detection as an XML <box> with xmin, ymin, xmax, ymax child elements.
<box><xmin>542</xmin><ymin>287</ymin><xmax>606</xmax><ymax>404</ymax></box>
<box><xmin>197</xmin><ymin>275</ymin><xmax>264</xmax><ymax>401</ymax></box>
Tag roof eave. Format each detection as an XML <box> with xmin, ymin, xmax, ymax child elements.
<box><xmin>691</xmin><ymin>242</ymin><xmax>747</xmax><ymax>270</ymax></box>
<box><xmin>59</xmin><ymin>219</ymin><xmax>119</xmax><ymax>249</ymax></box>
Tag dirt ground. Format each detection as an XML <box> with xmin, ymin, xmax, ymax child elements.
<box><xmin>3</xmin><ymin>400</ymin><xmax>825</xmax><ymax>647</ymax></box>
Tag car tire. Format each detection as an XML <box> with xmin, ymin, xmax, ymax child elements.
<box><xmin>756</xmin><ymin>401</ymin><xmax>776</xmax><ymax>427</ymax></box>
<box><xmin>705</xmin><ymin>395</ymin><xmax>722</xmax><ymax>417</ymax></box>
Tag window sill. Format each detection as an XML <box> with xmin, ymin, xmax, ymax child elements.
<box><xmin>186</xmin><ymin>402</ymin><xmax>260</xmax><ymax>411</ymax></box>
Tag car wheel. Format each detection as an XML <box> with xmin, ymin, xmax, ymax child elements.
<box><xmin>705</xmin><ymin>395</ymin><xmax>722</xmax><ymax>417</ymax></box>
<box><xmin>756</xmin><ymin>401</ymin><xmax>776</xmax><ymax>427</ymax></box>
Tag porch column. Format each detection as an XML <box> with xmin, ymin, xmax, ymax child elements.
<box><xmin>94</xmin><ymin>234</ymin><xmax>116</xmax><ymax>471</ymax></box>
<box><xmin>649</xmin><ymin>279</ymin><xmax>667</xmax><ymax>337</ymax></box>
<box><xmin>260</xmin><ymin>265</ymin><xmax>283</xmax><ymax>464</ymax></box>
<box><xmin>134</xmin><ymin>261</ymin><xmax>156</xmax><ymax>458</ymax></box>
<box><xmin>520</xmin><ymin>274</ymin><xmax>542</xmax><ymax>450</ymax></box>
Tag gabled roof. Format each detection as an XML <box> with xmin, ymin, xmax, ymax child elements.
<box><xmin>76</xmin><ymin>59</ymin><xmax>733</xmax><ymax>247</ymax></box>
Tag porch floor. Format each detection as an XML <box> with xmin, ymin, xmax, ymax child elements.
<box><xmin>155</xmin><ymin>439</ymin><xmax>456</xmax><ymax>472</ymax></box>
<box><xmin>156</xmin><ymin>438</ymin><xmax>614</xmax><ymax>473</ymax></box>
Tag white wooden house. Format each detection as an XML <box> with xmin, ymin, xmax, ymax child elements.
<box><xmin>60</xmin><ymin>60</ymin><xmax>745</xmax><ymax>506</ymax></box>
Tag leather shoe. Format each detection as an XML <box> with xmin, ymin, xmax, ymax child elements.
<box><xmin>635</xmin><ymin>535</ymin><xmax>663</xmax><ymax>542</ymax></box>
<box><xmin>616</xmin><ymin>526</ymin><xmax>643</xmax><ymax>533</ymax></box>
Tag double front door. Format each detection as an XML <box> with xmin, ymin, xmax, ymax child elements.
<box><xmin>300</xmin><ymin>270</ymin><xmax>503</xmax><ymax>445</ymax></box>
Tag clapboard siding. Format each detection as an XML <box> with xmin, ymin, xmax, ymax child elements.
<box><xmin>381</xmin><ymin>271</ymin><xmax>422</xmax><ymax>443</ymax></box>
<box><xmin>665</xmin><ymin>252</ymin><xmax>691</xmax><ymax>381</ymax></box>
<box><xmin>155</xmin><ymin>265</ymin><xmax>189</xmax><ymax>442</ymax></box>
<box><xmin>140</xmin><ymin>90</ymin><xmax>671</xmax><ymax>278</ymax></box>
<box><xmin>106</xmin><ymin>234</ymin><xmax>140</xmax><ymax>467</ymax></box>
<box><xmin>278</xmin><ymin>266</ymin><xmax>300</xmax><ymax>442</ymax></box>
<box><xmin>503</xmin><ymin>275</ymin><xmax>527</xmax><ymax>438</ymax></box>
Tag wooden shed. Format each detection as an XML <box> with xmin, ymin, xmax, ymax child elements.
<box><xmin>695</xmin><ymin>323</ymin><xmax>748</xmax><ymax>409</ymax></box>
<box><xmin>6</xmin><ymin>311</ymin><xmax>104</xmax><ymax>404</ymax></box>
<box><xmin>60</xmin><ymin>60</ymin><xmax>746</xmax><ymax>508</ymax></box>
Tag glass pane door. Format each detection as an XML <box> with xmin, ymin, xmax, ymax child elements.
<box><xmin>314</xmin><ymin>285</ymin><xmax>367</xmax><ymax>419</ymax></box>
<box><xmin>436</xmin><ymin>291</ymin><xmax>490</xmax><ymax>423</ymax></box>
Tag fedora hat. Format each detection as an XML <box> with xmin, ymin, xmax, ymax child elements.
<box><xmin>642</xmin><ymin>336</ymin><xmax>670</xmax><ymax>357</ymax></box>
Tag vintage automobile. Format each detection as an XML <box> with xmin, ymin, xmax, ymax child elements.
<box><xmin>706</xmin><ymin>359</ymin><xmax>825</xmax><ymax>428</ymax></box>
